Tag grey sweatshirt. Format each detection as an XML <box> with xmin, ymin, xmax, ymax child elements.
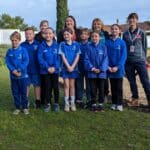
<box><xmin>123</xmin><ymin>28</ymin><xmax>147</xmax><ymax>62</ymax></box>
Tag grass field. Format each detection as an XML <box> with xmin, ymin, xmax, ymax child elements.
<box><xmin>0</xmin><ymin>45</ymin><xmax>150</xmax><ymax>150</ymax></box>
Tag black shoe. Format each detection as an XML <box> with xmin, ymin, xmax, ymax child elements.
<box><xmin>35</xmin><ymin>100</ymin><xmax>41</xmax><ymax>109</ymax></box>
<box><xmin>76</xmin><ymin>100</ymin><xmax>85</xmax><ymax>109</ymax></box>
<box><xmin>97</xmin><ymin>104</ymin><xmax>104</xmax><ymax>112</ymax></box>
<box><xmin>84</xmin><ymin>101</ymin><xmax>92</xmax><ymax>109</ymax></box>
<box><xmin>90</xmin><ymin>104</ymin><xmax>97</xmax><ymax>112</ymax></box>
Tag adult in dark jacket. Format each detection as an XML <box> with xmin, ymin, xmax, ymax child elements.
<box><xmin>57</xmin><ymin>15</ymin><xmax>81</xmax><ymax>43</ymax></box>
<box><xmin>35</xmin><ymin>20</ymin><xmax>49</xmax><ymax>43</ymax></box>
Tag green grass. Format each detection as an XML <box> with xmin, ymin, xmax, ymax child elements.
<box><xmin>0</xmin><ymin>45</ymin><xmax>150</xmax><ymax>150</ymax></box>
<box><xmin>0</xmin><ymin>67</ymin><xmax>150</xmax><ymax>150</ymax></box>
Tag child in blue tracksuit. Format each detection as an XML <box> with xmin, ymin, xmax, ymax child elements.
<box><xmin>5</xmin><ymin>31</ymin><xmax>29</xmax><ymax>115</ymax></box>
<box><xmin>59</xmin><ymin>28</ymin><xmax>81</xmax><ymax>112</ymax></box>
<box><xmin>91</xmin><ymin>18</ymin><xmax>110</xmax><ymax>99</ymax></box>
<box><xmin>84</xmin><ymin>30</ymin><xmax>108</xmax><ymax>111</ymax></box>
<box><xmin>21</xmin><ymin>27</ymin><xmax>41</xmax><ymax>108</ymax></box>
<box><xmin>75</xmin><ymin>28</ymin><xmax>91</xmax><ymax>107</ymax></box>
<box><xmin>38</xmin><ymin>27</ymin><xmax>60</xmax><ymax>112</ymax></box>
<box><xmin>106</xmin><ymin>24</ymin><xmax>127</xmax><ymax>111</ymax></box>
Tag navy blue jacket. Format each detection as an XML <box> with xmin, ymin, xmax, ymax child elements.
<box><xmin>38</xmin><ymin>41</ymin><xmax>60</xmax><ymax>74</ymax></box>
<box><xmin>5</xmin><ymin>46</ymin><xmax>29</xmax><ymax>79</ymax></box>
<box><xmin>84</xmin><ymin>42</ymin><xmax>108</xmax><ymax>78</ymax></box>
<box><xmin>106</xmin><ymin>37</ymin><xmax>127</xmax><ymax>78</ymax></box>
<box><xmin>21</xmin><ymin>40</ymin><xmax>40</xmax><ymax>74</ymax></box>
<box><xmin>78</xmin><ymin>41</ymin><xmax>89</xmax><ymax>73</ymax></box>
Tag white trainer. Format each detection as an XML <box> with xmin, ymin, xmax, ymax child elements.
<box><xmin>111</xmin><ymin>104</ymin><xmax>116</xmax><ymax>110</ymax></box>
<box><xmin>70</xmin><ymin>103</ymin><xmax>76</xmax><ymax>111</ymax></box>
<box><xmin>64</xmin><ymin>104</ymin><xmax>70</xmax><ymax>112</ymax></box>
<box><xmin>23</xmin><ymin>109</ymin><xmax>29</xmax><ymax>115</ymax></box>
<box><xmin>13</xmin><ymin>109</ymin><xmax>20</xmax><ymax>115</ymax></box>
<box><xmin>116</xmin><ymin>105</ymin><xmax>123</xmax><ymax>111</ymax></box>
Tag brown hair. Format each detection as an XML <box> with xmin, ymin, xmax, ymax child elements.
<box><xmin>63</xmin><ymin>28</ymin><xmax>73</xmax><ymax>35</ymax></box>
<box><xmin>45</xmin><ymin>27</ymin><xmax>55</xmax><ymax>33</ymax></box>
<box><xmin>24</xmin><ymin>27</ymin><xmax>34</xmax><ymax>32</ymax></box>
<box><xmin>65</xmin><ymin>15</ymin><xmax>77</xmax><ymax>30</ymax></box>
<box><xmin>10</xmin><ymin>31</ymin><xmax>21</xmax><ymax>41</ymax></box>
<box><xmin>111</xmin><ymin>24</ymin><xmax>122</xmax><ymax>30</ymax></box>
<box><xmin>80</xmin><ymin>28</ymin><xmax>90</xmax><ymax>35</ymax></box>
<box><xmin>90</xmin><ymin>30</ymin><xmax>101</xmax><ymax>36</ymax></box>
<box><xmin>127</xmin><ymin>13</ymin><xmax>139</xmax><ymax>20</ymax></box>
<box><xmin>40</xmin><ymin>20</ymin><xmax>49</xmax><ymax>27</ymax></box>
<box><xmin>92</xmin><ymin>18</ymin><xmax>104</xmax><ymax>30</ymax></box>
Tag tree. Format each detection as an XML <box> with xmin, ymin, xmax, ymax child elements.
<box><xmin>0</xmin><ymin>13</ymin><xmax>37</xmax><ymax>31</ymax></box>
<box><xmin>56</xmin><ymin>0</ymin><xmax>68</xmax><ymax>34</ymax></box>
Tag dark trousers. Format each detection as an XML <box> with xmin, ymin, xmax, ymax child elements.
<box><xmin>89</xmin><ymin>78</ymin><xmax>105</xmax><ymax>104</ymax></box>
<box><xmin>125</xmin><ymin>61</ymin><xmax>150</xmax><ymax>100</ymax></box>
<box><xmin>104</xmin><ymin>78</ymin><xmax>109</xmax><ymax>96</ymax></box>
<box><xmin>75</xmin><ymin>75</ymin><xmax>91</xmax><ymax>102</ymax></box>
<box><xmin>40</xmin><ymin>74</ymin><xmax>59</xmax><ymax>105</ymax></box>
<box><xmin>11</xmin><ymin>78</ymin><xmax>28</xmax><ymax>109</ymax></box>
<box><xmin>110</xmin><ymin>78</ymin><xmax>123</xmax><ymax>105</ymax></box>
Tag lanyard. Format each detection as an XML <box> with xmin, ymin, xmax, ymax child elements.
<box><xmin>128</xmin><ymin>29</ymin><xmax>140</xmax><ymax>45</ymax></box>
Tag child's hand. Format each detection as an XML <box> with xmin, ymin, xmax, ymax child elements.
<box><xmin>94</xmin><ymin>69</ymin><xmax>100</xmax><ymax>74</ymax></box>
<box><xmin>108</xmin><ymin>67</ymin><xmax>113</xmax><ymax>72</ymax></box>
<box><xmin>91</xmin><ymin>67</ymin><xmax>96</xmax><ymax>72</ymax></box>
<box><xmin>12</xmin><ymin>70</ymin><xmax>20</xmax><ymax>77</ymax></box>
<box><xmin>50</xmin><ymin>67</ymin><xmax>55</xmax><ymax>73</ymax></box>
<box><xmin>67</xmin><ymin>66</ymin><xmax>74</xmax><ymax>72</ymax></box>
<box><xmin>48</xmin><ymin>67</ymin><xmax>55</xmax><ymax>74</ymax></box>
<box><xmin>17</xmin><ymin>72</ymin><xmax>21</xmax><ymax>77</ymax></box>
<box><xmin>112</xmin><ymin>67</ymin><xmax>118</xmax><ymax>72</ymax></box>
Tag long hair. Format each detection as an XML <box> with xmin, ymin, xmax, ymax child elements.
<box><xmin>64</xmin><ymin>15</ymin><xmax>77</xmax><ymax>30</ymax></box>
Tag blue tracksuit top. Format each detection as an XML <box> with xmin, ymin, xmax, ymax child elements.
<box><xmin>78</xmin><ymin>41</ymin><xmax>89</xmax><ymax>73</ymax></box>
<box><xmin>84</xmin><ymin>42</ymin><xmax>108</xmax><ymax>79</ymax></box>
<box><xmin>5</xmin><ymin>46</ymin><xmax>29</xmax><ymax>79</ymax></box>
<box><xmin>38</xmin><ymin>41</ymin><xmax>59</xmax><ymax>74</ymax></box>
<box><xmin>59</xmin><ymin>41</ymin><xmax>81</xmax><ymax>72</ymax></box>
<box><xmin>21</xmin><ymin>40</ymin><xmax>40</xmax><ymax>74</ymax></box>
<box><xmin>106</xmin><ymin>37</ymin><xmax>127</xmax><ymax>78</ymax></box>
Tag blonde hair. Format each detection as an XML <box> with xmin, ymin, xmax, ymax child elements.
<box><xmin>10</xmin><ymin>31</ymin><xmax>21</xmax><ymax>41</ymax></box>
<box><xmin>92</xmin><ymin>18</ymin><xmax>104</xmax><ymax>30</ymax></box>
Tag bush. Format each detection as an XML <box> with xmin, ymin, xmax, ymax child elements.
<box><xmin>0</xmin><ymin>44</ymin><xmax>10</xmax><ymax>66</ymax></box>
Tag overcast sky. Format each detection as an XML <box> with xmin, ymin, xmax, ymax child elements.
<box><xmin>0</xmin><ymin>0</ymin><xmax>149</xmax><ymax>30</ymax></box>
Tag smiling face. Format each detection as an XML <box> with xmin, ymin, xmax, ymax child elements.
<box><xmin>65</xmin><ymin>17</ymin><xmax>75</xmax><ymax>30</ymax></box>
<box><xmin>91</xmin><ymin>32</ymin><xmax>100</xmax><ymax>45</ymax></box>
<box><xmin>63</xmin><ymin>31</ymin><xmax>73</xmax><ymax>42</ymax></box>
<box><xmin>111</xmin><ymin>25</ymin><xmax>120</xmax><ymax>37</ymax></box>
<box><xmin>45</xmin><ymin>28</ymin><xmax>54</xmax><ymax>42</ymax></box>
<box><xmin>80</xmin><ymin>31</ymin><xmax>89</xmax><ymax>42</ymax></box>
<box><xmin>93</xmin><ymin>21</ymin><xmax>102</xmax><ymax>32</ymax></box>
<box><xmin>25</xmin><ymin>29</ymin><xmax>34</xmax><ymax>42</ymax></box>
<box><xmin>11</xmin><ymin>38</ymin><xmax>20</xmax><ymax>49</ymax></box>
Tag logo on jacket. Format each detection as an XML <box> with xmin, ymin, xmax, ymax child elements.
<box><xmin>53</xmin><ymin>49</ymin><xmax>57</xmax><ymax>54</ymax></box>
<box><xmin>135</xmin><ymin>34</ymin><xmax>141</xmax><ymax>39</ymax></box>
<box><xmin>18</xmin><ymin>54</ymin><xmax>22</xmax><ymax>59</ymax></box>
<box><xmin>43</xmin><ymin>49</ymin><xmax>48</xmax><ymax>53</ymax></box>
<box><xmin>116</xmin><ymin>45</ymin><xmax>121</xmax><ymax>50</ymax></box>
<box><xmin>34</xmin><ymin>45</ymin><xmax>38</xmax><ymax>50</ymax></box>
<box><xmin>9</xmin><ymin>54</ymin><xmax>13</xmax><ymax>57</ymax></box>
<box><xmin>73</xmin><ymin>45</ymin><xmax>76</xmax><ymax>51</ymax></box>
